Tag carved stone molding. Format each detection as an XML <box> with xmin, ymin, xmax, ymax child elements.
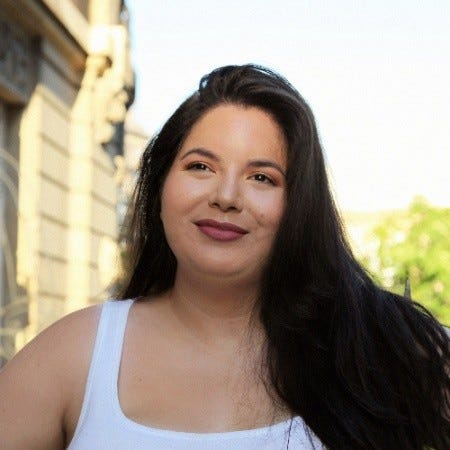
<box><xmin>0</xmin><ymin>295</ymin><xmax>28</xmax><ymax>363</ymax></box>
<box><xmin>91</xmin><ymin>25</ymin><xmax>135</xmax><ymax>149</ymax></box>
<box><xmin>0</xmin><ymin>17</ymin><xmax>34</xmax><ymax>104</ymax></box>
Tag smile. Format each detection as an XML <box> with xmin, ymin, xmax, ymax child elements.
<box><xmin>195</xmin><ymin>219</ymin><xmax>249</xmax><ymax>241</ymax></box>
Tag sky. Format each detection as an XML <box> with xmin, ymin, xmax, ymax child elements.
<box><xmin>126</xmin><ymin>0</ymin><xmax>449</xmax><ymax>212</ymax></box>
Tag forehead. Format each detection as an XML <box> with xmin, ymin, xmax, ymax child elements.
<box><xmin>180</xmin><ymin>104</ymin><xmax>287</xmax><ymax>165</ymax></box>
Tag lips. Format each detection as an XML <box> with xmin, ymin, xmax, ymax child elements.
<box><xmin>195</xmin><ymin>219</ymin><xmax>248</xmax><ymax>241</ymax></box>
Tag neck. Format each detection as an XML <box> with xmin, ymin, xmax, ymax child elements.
<box><xmin>164</xmin><ymin>268</ymin><xmax>264</xmax><ymax>347</ymax></box>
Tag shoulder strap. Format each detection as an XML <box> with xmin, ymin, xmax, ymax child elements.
<box><xmin>72</xmin><ymin>299</ymin><xmax>133</xmax><ymax>437</ymax></box>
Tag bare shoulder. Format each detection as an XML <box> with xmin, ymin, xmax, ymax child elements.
<box><xmin>0</xmin><ymin>304</ymin><xmax>102</xmax><ymax>450</ymax></box>
<box><xmin>1</xmin><ymin>304</ymin><xmax>102</xmax><ymax>380</ymax></box>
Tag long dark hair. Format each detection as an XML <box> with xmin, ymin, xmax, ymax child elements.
<box><xmin>120</xmin><ymin>64</ymin><xmax>450</xmax><ymax>448</ymax></box>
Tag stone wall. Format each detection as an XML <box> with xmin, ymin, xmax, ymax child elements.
<box><xmin>0</xmin><ymin>0</ymin><xmax>135</xmax><ymax>362</ymax></box>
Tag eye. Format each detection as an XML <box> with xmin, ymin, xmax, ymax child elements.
<box><xmin>250</xmin><ymin>173</ymin><xmax>275</xmax><ymax>185</ymax></box>
<box><xmin>187</xmin><ymin>162</ymin><xmax>211</xmax><ymax>171</ymax></box>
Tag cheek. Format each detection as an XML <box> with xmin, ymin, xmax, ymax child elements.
<box><xmin>160</xmin><ymin>173</ymin><xmax>205</xmax><ymax>233</ymax></box>
<box><xmin>161</xmin><ymin>170</ymin><xmax>206</xmax><ymax>207</ymax></box>
<box><xmin>160</xmin><ymin>172</ymin><xmax>186</xmax><ymax>214</ymax></box>
<box><xmin>251</xmin><ymin>193</ymin><xmax>286</xmax><ymax>229</ymax></box>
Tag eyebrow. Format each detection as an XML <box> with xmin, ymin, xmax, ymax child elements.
<box><xmin>180</xmin><ymin>148</ymin><xmax>286</xmax><ymax>177</ymax></box>
<box><xmin>180</xmin><ymin>148</ymin><xmax>219</xmax><ymax>162</ymax></box>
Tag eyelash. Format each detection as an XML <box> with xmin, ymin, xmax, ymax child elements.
<box><xmin>250</xmin><ymin>173</ymin><xmax>275</xmax><ymax>185</ymax></box>
<box><xmin>186</xmin><ymin>163</ymin><xmax>276</xmax><ymax>185</ymax></box>
<box><xmin>186</xmin><ymin>162</ymin><xmax>211</xmax><ymax>171</ymax></box>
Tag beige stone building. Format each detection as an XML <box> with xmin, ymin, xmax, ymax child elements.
<box><xmin>0</xmin><ymin>0</ymin><xmax>136</xmax><ymax>364</ymax></box>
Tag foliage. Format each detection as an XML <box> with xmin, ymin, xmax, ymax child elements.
<box><xmin>369</xmin><ymin>197</ymin><xmax>450</xmax><ymax>325</ymax></box>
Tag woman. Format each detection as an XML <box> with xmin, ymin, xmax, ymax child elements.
<box><xmin>0</xmin><ymin>64</ymin><xmax>449</xmax><ymax>449</ymax></box>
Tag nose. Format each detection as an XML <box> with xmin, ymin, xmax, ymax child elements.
<box><xmin>208</xmin><ymin>172</ymin><xmax>243</xmax><ymax>212</ymax></box>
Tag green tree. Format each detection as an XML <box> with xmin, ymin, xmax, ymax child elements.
<box><xmin>370</xmin><ymin>197</ymin><xmax>450</xmax><ymax>325</ymax></box>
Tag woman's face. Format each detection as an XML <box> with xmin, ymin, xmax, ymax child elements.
<box><xmin>160</xmin><ymin>104</ymin><xmax>287</xmax><ymax>284</ymax></box>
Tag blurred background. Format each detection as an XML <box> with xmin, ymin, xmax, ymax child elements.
<box><xmin>0</xmin><ymin>0</ymin><xmax>448</xmax><ymax>365</ymax></box>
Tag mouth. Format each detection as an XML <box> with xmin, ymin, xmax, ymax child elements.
<box><xmin>194</xmin><ymin>219</ymin><xmax>249</xmax><ymax>241</ymax></box>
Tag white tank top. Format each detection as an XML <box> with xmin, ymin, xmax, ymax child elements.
<box><xmin>67</xmin><ymin>300</ymin><xmax>322</xmax><ymax>449</ymax></box>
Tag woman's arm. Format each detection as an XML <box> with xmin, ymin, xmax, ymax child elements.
<box><xmin>0</xmin><ymin>305</ymin><xmax>100</xmax><ymax>450</ymax></box>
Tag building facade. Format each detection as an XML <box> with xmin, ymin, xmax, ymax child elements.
<box><xmin>0</xmin><ymin>0</ymin><xmax>135</xmax><ymax>363</ymax></box>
